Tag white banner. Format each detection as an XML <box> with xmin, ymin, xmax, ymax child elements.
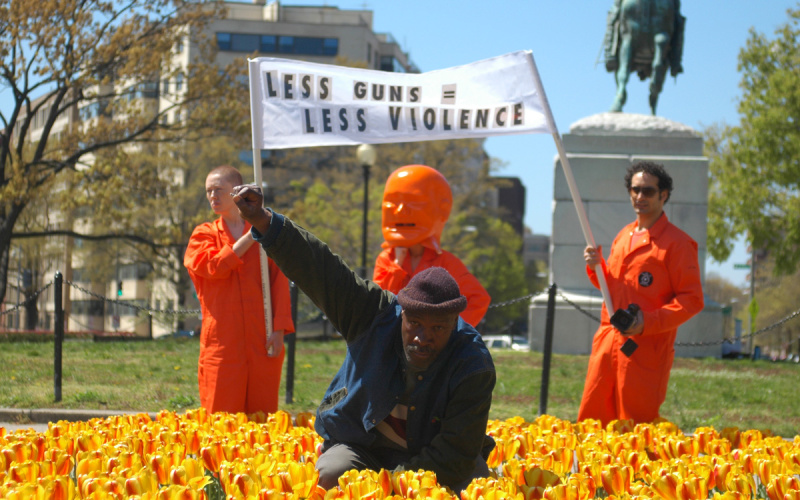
<box><xmin>248</xmin><ymin>50</ymin><xmax>554</xmax><ymax>149</ymax></box>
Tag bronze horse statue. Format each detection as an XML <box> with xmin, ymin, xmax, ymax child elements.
<box><xmin>603</xmin><ymin>0</ymin><xmax>685</xmax><ymax>115</ymax></box>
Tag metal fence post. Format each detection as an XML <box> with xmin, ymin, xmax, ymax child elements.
<box><xmin>54</xmin><ymin>271</ymin><xmax>64</xmax><ymax>402</ymax></box>
<box><xmin>538</xmin><ymin>283</ymin><xmax>557</xmax><ymax>416</ymax></box>
<box><xmin>285</xmin><ymin>282</ymin><xmax>298</xmax><ymax>404</ymax></box>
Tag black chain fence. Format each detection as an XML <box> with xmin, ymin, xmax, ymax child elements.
<box><xmin>2</xmin><ymin>278</ymin><xmax>799</xmax><ymax>350</ymax></box>
<box><xmin>555</xmin><ymin>289</ymin><xmax>800</xmax><ymax>348</ymax></box>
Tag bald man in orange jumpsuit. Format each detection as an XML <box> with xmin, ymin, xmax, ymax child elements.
<box><xmin>579</xmin><ymin>161</ymin><xmax>703</xmax><ymax>425</ymax></box>
<box><xmin>185</xmin><ymin>165</ymin><xmax>294</xmax><ymax>415</ymax></box>
<box><xmin>373</xmin><ymin>165</ymin><xmax>490</xmax><ymax>328</ymax></box>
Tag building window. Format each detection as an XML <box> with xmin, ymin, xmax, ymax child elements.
<box><xmin>175</xmin><ymin>73</ymin><xmax>184</xmax><ymax>92</ymax></box>
<box><xmin>72</xmin><ymin>300</ymin><xmax>105</xmax><ymax>316</ymax></box>
<box><xmin>119</xmin><ymin>262</ymin><xmax>151</xmax><ymax>280</ymax></box>
<box><xmin>367</xmin><ymin>43</ymin><xmax>372</xmax><ymax>63</ymax></box>
<box><xmin>232</xmin><ymin>33</ymin><xmax>259</xmax><ymax>52</ymax></box>
<box><xmin>380</xmin><ymin>56</ymin><xmax>407</xmax><ymax>73</ymax></box>
<box><xmin>218</xmin><ymin>32</ymin><xmax>338</xmax><ymax>57</ymax></box>
<box><xmin>322</xmin><ymin>38</ymin><xmax>338</xmax><ymax>56</ymax></box>
<box><xmin>79</xmin><ymin>101</ymin><xmax>109</xmax><ymax>121</ymax></box>
<box><xmin>278</xmin><ymin>36</ymin><xmax>294</xmax><ymax>54</ymax></box>
<box><xmin>216</xmin><ymin>33</ymin><xmax>231</xmax><ymax>51</ymax></box>
<box><xmin>260</xmin><ymin>35</ymin><xmax>277</xmax><ymax>52</ymax></box>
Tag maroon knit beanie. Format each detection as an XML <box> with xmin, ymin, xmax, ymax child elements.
<box><xmin>396</xmin><ymin>267</ymin><xmax>467</xmax><ymax>315</ymax></box>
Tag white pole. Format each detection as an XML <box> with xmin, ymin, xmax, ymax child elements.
<box><xmin>525</xmin><ymin>52</ymin><xmax>615</xmax><ymax>315</ymax></box>
<box><xmin>249</xmin><ymin>59</ymin><xmax>274</xmax><ymax>351</ymax></box>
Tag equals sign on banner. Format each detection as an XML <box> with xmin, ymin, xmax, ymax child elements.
<box><xmin>441</xmin><ymin>84</ymin><xmax>457</xmax><ymax>105</ymax></box>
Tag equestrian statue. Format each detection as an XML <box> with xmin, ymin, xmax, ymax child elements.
<box><xmin>604</xmin><ymin>0</ymin><xmax>685</xmax><ymax>115</ymax></box>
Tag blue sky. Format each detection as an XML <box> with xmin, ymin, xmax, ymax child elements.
<box><xmin>284</xmin><ymin>0</ymin><xmax>797</xmax><ymax>287</ymax></box>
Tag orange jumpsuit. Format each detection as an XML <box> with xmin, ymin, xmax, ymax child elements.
<box><xmin>373</xmin><ymin>247</ymin><xmax>491</xmax><ymax>327</ymax></box>
<box><xmin>578</xmin><ymin>214</ymin><xmax>703</xmax><ymax>425</ymax></box>
<box><xmin>184</xmin><ymin>218</ymin><xmax>294</xmax><ymax>415</ymax></box>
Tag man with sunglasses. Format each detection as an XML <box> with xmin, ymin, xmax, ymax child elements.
<box><xmin>579</xmin><ymin>160</ymin><xmax>704</xmax><ymax>425</ymax></box>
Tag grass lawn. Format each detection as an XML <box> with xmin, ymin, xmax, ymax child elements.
<box><xmin>1</xmin><ymin>336</ymin><xmax>798</xmax><ymax>437</ymax></box>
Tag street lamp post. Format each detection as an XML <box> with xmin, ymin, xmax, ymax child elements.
<box><xmin>356</xmin><ymin>144</ymin><xmax>376</xmax><ymax>279</ymax></box>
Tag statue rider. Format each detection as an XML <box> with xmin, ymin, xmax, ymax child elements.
<box><xmin>603</xmin><ymin>0</ymin><xmax>685</xmax><ymax>114</ymax></box>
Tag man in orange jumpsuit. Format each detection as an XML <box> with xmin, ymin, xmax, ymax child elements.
<box><xmin>373</xmin><ymin>165</ymin><xmax>490</xmax><ymax>328</ymax></box>
<box><xmin>579</xmin><ymin>161</ymin><xmax>703</xmax><ymax>425</ymax></box>
<box><xmin>184</xmin><ymin>165</ymin><xmax>294</xmax><ymax>415</ymax></box>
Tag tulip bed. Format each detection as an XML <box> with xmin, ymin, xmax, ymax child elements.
<box><xmin>1</xmin><ymin>409</ymin><xmax>799</xmax><ymax>500</ymax></box>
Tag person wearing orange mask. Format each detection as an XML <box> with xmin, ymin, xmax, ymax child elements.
<box><xmin>579</xmin><ymin>161</ymin><xmax>703</xmax><ymax>425</ymax></box>
<box><xmin>184</xmin><ymin>165</ymin><xmax>295</xmax><ymax>416</ymax></box>
<box><xmin>373</xmin><ymin>165</ymin><xmax>490</xmax><ymax>328</ymax></box>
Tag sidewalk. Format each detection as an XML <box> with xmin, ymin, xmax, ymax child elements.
<box><xmin>0</xmin><ymin>407</ymin><xmax>157</xmax><ymax>433</ymax></box>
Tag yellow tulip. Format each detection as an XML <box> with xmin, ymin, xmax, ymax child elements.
<box><xmin>785</xmin><ymin>451</ymin><xmax>800</xmax><ymax>474</ymax></box>
<box><xmin>725</xmin><ymin>471</ymin><xmax>756</xmax><ymax>497</ymax></box>
<box><xmin>766</xmin><ymin>475</ymin><xmax>800</xmax><ymax>500</ymax></box>
<box><xmin>563</xmin><ymin>472</ymin><xmax>595</xmax><ymax>500</ymax></box>
<box><xmin>295</xmin><ymin>412</ymin><xmax>315</xmax><ymax>428</ymax></box>
<box><xmin>720</xmin><ymin>427</ymin><xmax>741</xmax><ymax>449</ymax></box>
<box><xmin>546</xmin><ymin>447</ymin><xmax>574</xmax><ymax>475</ymax></box>
<box><xmin>486</xmin><ymin>438</ymin><xmax>506</xmax><ymax>469</ymax></box>
<box><xmin>543</xmin><ymin>482</ymin><xmax>583</xmax><ymax>500</ymax></box>
<box><xmin>599</xmin><ymin>465</ymin><xmax>631</xmax><ymax>496</ymax></box>
<box><xmin>756</xmin><ymin>458</ymin><xmax>782</xmax><ymax>487</ymax></box>
<box><xmin>606</xmin><ymin>419</ymin><xmax>634</xmax><ymax>435</ymax></box>
<box><xmin>522</xmin><ymin>467</ymin><xmax>561</xmax><ymax>489</ymax></box>
<box><xmin>650</xmin><ymin>472</ymin><xmax>683</xmax><ymax>500</ymax></box>
<box><xmin>200</xmin><ymin>442</ymin><xmax>225</xmax><ymax>473</ymax></box>
<box><xmin>156</xmin><ymin>484</ymin><xmax>204</xmax><ymax>500</ymax></box>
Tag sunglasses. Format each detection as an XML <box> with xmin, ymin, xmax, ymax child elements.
<box><xmin>629</xmin><ymin>186</ymin><xmax>659</xmax><ymax>198</ymax></box>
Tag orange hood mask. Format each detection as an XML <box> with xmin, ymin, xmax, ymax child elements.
<box><xmin>381</xmin><ymin>165</ymin><xmax>452</xmax><ymax>254</ymax></box>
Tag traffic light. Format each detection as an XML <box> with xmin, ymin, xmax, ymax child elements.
<box><xmin>117</xmin><ymin>281</ymin><xmax>123</xmax><ymax>297</ymax></box>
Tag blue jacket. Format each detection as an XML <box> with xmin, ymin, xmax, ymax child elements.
<box><xmin>254</xmin><ymin>211</ymin><xmax>496</xmax><ymax>489</ymax></box>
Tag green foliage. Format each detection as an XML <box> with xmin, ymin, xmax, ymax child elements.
<box><xmin>204</xmin><ymin>471</ymin><xmax>226</xmax><ymax>500</ymax></box>
<box><xmin>706</xmin><ymin>6</ymin><xmax>800</xmax><ymax>274</ymax></box>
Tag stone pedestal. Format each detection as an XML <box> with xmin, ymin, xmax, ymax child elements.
<box><xmin>528</xmin><ymin>112</ymin><xmax>724</xmax><ymax>358</ymax></box>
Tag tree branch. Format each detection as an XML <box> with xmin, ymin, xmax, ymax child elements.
<box><xmin>12</xmin><ymin>230</ymin><xmax>184</xmax><ymax>250</ymax></box>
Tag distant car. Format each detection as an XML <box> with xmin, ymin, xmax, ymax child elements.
<box><xmin>482</xmin><ymin>334</ymin><xmax>529</xmax><ymax>352</ymax></box>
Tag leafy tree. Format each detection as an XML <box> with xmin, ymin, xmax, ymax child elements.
<box><xmin>746</xmin><ymin>257</ymin><xmax>800</xmax><ymax>357</ymax></box>
<box><xmin>706</xmin><ymin>6</ymin><xmax>800</xmax><ymax>275</ymax></box>
<box><xmin>703</xmin><ymin>272</ymin><xmax>748</xmax><ymax>342</ymax></box>
<box><xmin>0</xmin><ymin>0</ymin><xmax>244</xmax><ymax>305</ymax></box>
